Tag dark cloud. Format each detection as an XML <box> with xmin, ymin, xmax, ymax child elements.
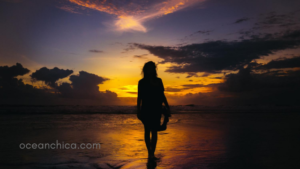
<box><xmin>165</xmin><ymin>87</ymin><xmax>183</xmax><ymax>92</ymax></box>
<box><xmin>237</xmin><ymin>11</ymin><xmax>300</xmax><ymax>39</ymax></box>
<box><xmin>218</xmin><ymin>66</ymin><xmax>300</xmax><ymax>104</ymax></box>
<box><xmin>218</xmin><ymin>66</ymin><xmax>254</xmax><ymax>93</ymax></box>
<box><xmin>0</xmin><ymin>63</ymin><xmax>53</xmax><ymax>101</ymax></box>
<box><xmin>238</xmin><ymin>11</ymin><xmax>300</xmax><ymax>40</ymax></box>
<box><xmin>31</xmin><ymin>67</ymin><xmax>73</xmax><ymax>87</ymax></box>
<box><xmin>89</xmin><ymin>49</ymin><xmax>104</xmax><ymax>53</ymax></box>
<box><xmin>0</xmin><ymin>63</ymin><xmax>30</xmax><ymax>79</ymax></box>
<box><xmin>131</xmin><ymin>30</ymin><xmax>300</xmax><ymax>75</ymax></box>
<box><xmin>101</xmin><ymin>90</ymin><xmax>118</xmax><ymax>100</ymax></box>
<box><xmin>180</xmin><ymin>30</ymin><xmax>212</xmax><ymax>43</ymax></box>
<box><xmin>70</xmin><ymin>71</ymin><xmax>108</xmax><ymax>87</ymax></box>
<box><xmin>168</xmin><ymin>66</ymin><xmax>300</xmax><ymax>106</ymax></box>
<box><xmin>2</xmin><ymin>0</ymin><xmax>24</xmax><ymax>3</ymax></box>
<box><xmin>69</xmin><ymin>71</ymin><xmax>108</xmax><ymax>95</ymax></box>
<box><xmin>165</xmin><ymin>83</ymin><xmax>217</xmax><ymax>92</ymax></box>
<box><xmin>122</xmin><ymin>44</ymin><xmax>136</xmax><ymax>53</ymax></box>
<box><xmin>195</xmin><ymin>30</ymin><xmax>212</xmax><ymax>35</ymax></box>
<box><xmin>210</xmin><ymin>77</ymin><xmax>223</xmax><ymax>79</ymax></box>
<box><xmin>57</xmin><ymin>71</ymin><xmax>118</xmax><ymax>102</ymax></box>
<box><xmin>254</xmin><ymin>12</ymin><xmax>299</xmax><ymax>29</ymax></box>
<box><xmin>234</xmin><ymin>17</ymin><xmax>250</xmax><ymax>24</ymax></box>
<box><xmin>221</xmin><ymin>62</ymin><xmax>300</xmax><ymax>93</ymax></box>
<box><xmin>186</xmin><ymin>72</ymin><xmax>210</xmax><ymax>78</ymax></box>
<box><xmin>167</xmin><ymin>55</ymin><xmax>300</xmax><ymax>106</ymax></box>
<box><xmin>133</xmin><ymin>54</ymin><xmax>148</xmax><ymax>59</ymax></box>
<box><xmin>0</xmin><ymin>77</ymin><xmax>52</xmax><ymax>100</ymax></box>
<box><xmin>127</xmin><ymin>92</ymin><xmax>137</xmax><ymax>95</ymax></box>
<box><xmin>165</xmin><ymin>85</ymin><xmax>202</xmax><ymax>92</ymax></box>
<box><xmin>257</xmin><ymin>56</ymin><xmax>300</xmax><ymax>69</ymax></box>
<box><xmin>182</xmin><ymin>84</ymin><xmax>214</xmax><ymax>89</ymax></box>
<box><xmin>0</xmin><ymin>63</ymin><xmax>118</xmax><ymax>105</ymax></box>
<box><xmin>56</xmin><ymin>82</ymin><xmax>73</xmax><ymax>97</ymax></box>
<box><xmin>186</xmin><ymin>72</ymin><xmax>199</xmax><ymax>78</ymax></box>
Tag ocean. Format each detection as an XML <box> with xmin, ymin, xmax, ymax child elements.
<box><xmin>0</xmin><ymin>105</ymin><xmax>299</xmax><ymax>169</ymax></box>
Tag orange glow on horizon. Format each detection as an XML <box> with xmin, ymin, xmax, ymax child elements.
<box><xmin>101</xmin><ymin>77</ymin><xmax>224</xmax><ymax>98</ymax></box>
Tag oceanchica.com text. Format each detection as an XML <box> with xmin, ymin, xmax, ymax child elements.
<box><xmin>19</xmin><ymin>140</ymin><xmax>101</xmax><ymax>149</ymax></box>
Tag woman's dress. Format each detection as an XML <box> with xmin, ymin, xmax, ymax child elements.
<box><xmin>138</xmin><ymin>77</ymin><xmax>164</xmax><ymax>130</ymax></box>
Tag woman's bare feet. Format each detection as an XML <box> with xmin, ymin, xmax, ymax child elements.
<box><xmin>148</xmin><ymin>152</ymin><xmax>159</xmax><ymax>160</ymax></box>
<box><xmin>148</xmin><ymin>153</ymin><xmax>154</xmax><ymax>159</ymax></box>
<box><xmin>148</xmin><ymin>148</ymin><xmax>153</xmax><ymax>159</ymax></box>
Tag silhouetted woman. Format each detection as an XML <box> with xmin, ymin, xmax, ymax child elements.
<box><xmin>137</xmin><ymin>61</ymin><xmax>171</xmax><ymax>159</ymax></box>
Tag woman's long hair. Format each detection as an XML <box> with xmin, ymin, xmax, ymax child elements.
<box><xmin>142</xmin><ymin>61</ymin><xmax>157</xmax><ymax>79</ymax></box>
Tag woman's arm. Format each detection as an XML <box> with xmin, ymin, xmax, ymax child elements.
<box><xmin>160</xmin><ymin>78</ymin><xmax>171</xmax><ymax>117</ymax></box>
<box><xmin>137</xmin><ymin>81</ymin><xmax>142</xmax><ymax>119</ymax></box>
<box><xmin>162</xmin><ymin>93</ymin><xmax>171</xmax><ymax>117</ymax></box>
<box><xmin>162</xmin><ymin>93</ymin><xmax>169</xmax><ymax>109</ymax></box>
<box><xmin>137</xmin><ymin>95</ymin><xmax>142</xmax><ymax>114</ymax></box>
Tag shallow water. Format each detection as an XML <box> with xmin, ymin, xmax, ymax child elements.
<box><xmin>0</xmin><ymin>112</ymin><xmax>300</xmax><ymax>169</ymax></box>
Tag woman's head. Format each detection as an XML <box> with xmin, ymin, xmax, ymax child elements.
<box><xmin>142</xmin><ymin>61</ymin><xmax>157</xmax><ymax>78</ymax></box>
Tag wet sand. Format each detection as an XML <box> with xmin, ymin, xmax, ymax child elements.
<box><xmin>0</xmin><ymin>112</ymin><xmax>300</xmax><ymax>169</ymax></box>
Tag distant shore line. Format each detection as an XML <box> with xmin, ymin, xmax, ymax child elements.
<box><xmin>1</xmin><ymin>104</ymin><xmax>299</xmax><ymax>115</ymax></box>
<box><xmin>1</xmin><ymin>109</ymin><xmax>299</xmax><ymax>115</ymax></box>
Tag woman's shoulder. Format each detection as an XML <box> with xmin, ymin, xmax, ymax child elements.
<box><xmin>139</xmin><ymin>78</ymin><xmax>145</xmax><ymax>85</ymax></box>
<box><xmin>139</xmin><ymin>77</ymin><xmax>162</xmax><ymax>83</ymax></box>
<box><xmin>156</xmin><ymin>77</ymin><xmax>163</xmax><ymax>82</ymax></box>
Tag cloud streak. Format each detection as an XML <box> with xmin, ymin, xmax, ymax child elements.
<box><xmin>89</xmin><ymin>49</ymin><xmax>104</xmax><ymax>53</ymax></box>
<box><xmin>66</xmin><ymin>0</ymin><xmax>206</xmax><ymax>32</ymax></box>
<box><xmin>234</xmin><ymin>17</ymin><xmax>250</xmax><ymax>24</ymax></box>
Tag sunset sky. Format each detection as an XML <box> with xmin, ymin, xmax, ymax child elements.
<box><xmin>1</xmin><ymin>0</ymin><xmax>300</xmax><ymax>105</ymax></box>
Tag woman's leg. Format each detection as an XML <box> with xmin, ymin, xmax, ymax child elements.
<box><xmin>144</xmin><ymin>127</ymin><xmax>151</xmax><ymax>157</ymax></box>
<box><xmin>150</xmin><ymin>130</ymin><xmax>158</xmax><ymax>157</ymax></box>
